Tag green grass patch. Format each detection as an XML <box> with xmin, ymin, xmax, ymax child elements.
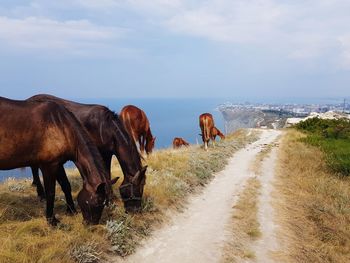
<box><xmin>295</xmin><ymin>117</ymin><xmax>350</xmax><ymax>176</ymax></box>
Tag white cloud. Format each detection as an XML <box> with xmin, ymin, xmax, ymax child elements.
<box><xmin>2</xmin><ymin>0</ymin><xmax>350</xmax><ymax>67</ymax></box>
<box><xmin>74</xmin><ymin>0</ymin><xmax>183</xmax><ymax>15</ymax></box>
<box><xmin>338</xmin><ymin>35</ymin><xmax>350</xmax><ymax>69</ymax></box>
<box><xmin>0</xmin><ymin>16</ymin><xmax>125</xmax><ymax>56</ymax></box>
<box><xmin>156</xmin><ymin>0</ymin><xmax>350</xmax><ymax>68</ymax></box>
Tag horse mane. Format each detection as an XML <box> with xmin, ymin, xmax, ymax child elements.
<box><xmin>103</xmin><ymin>108</ymin><xmax>143</xmax><ymax>166</ymax></box>
<box><xmin>53</xmin><ymin>103</ymin><xmax>108</xmax><ymax>183</ymax></box>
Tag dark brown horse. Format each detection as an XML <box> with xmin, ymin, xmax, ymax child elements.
<box><xmin>211</xmin><ymin>127</ymin><xmax>225</xmax><ymax>141</ymax></box>
<box><xmin>173</xmin><ymin>137</ymin><xmax>190</xmax><ymax>149</ymax></box>
<box><xmin>120</xmin><ymin>105</ymin><xmax>156</xmax><ymax>155</ymax></box>
<box><xmin>0</xmin><ymin>97</ymin><xmax>116</xmax><ymax>225</ymax></box>
<box><xmin>199</xmin><ymin>113</ymin><xmax>215</xmax><ymax>150</ymax></box>
<box><xmin>28</xmin><ymin>95</ymin><xmax>147</xmax><ymax>213</ymax></box>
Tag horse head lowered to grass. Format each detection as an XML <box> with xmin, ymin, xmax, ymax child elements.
<box><xmin>0</xmin><ymin>97</ymin><xmax>117</xmax><ymax>225</ymax></box>
<box><xmin>120</xmin><ymin>104</ymin><xmax>156</xmax><ymax>155</ymax></box>
<box><xmin>28</xmin><ymin>94</ymin><xmax>147</xmax><ymax>213</ymax></box>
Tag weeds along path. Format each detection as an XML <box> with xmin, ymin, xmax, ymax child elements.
<box><xmin>253</xmin><ymin>143</ymin><xmax>281</xmax><ymax>262</ymax></box>
<box><xmin>116</xmin><ymin>129</ymin><xmax>281</xmax><ymax>263</ymax></box>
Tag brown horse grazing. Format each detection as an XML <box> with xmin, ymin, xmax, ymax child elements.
<box><xmin>173</xmin><ymin>137</ymin><xmax>190</xmax><ymax>149</ymax></box>
<box><xmin>28</xmin><ymin>95</ymin><xmax>147</xmax><ymax>213</ymax></box>
<box><xmin>199</xmin><ymin>113</ymin><xmax>215</xmax><ymax>150</ymax></box>
<box><xmin>0</xmin><ymin>97</ymin><xmax>116</xmax><ymax>225</ymax></box>
<box><xmin>211</xmin><ymin>127</ymin><xmax>225</xmax><ymax>141</ymax></box>
<box><xmin>120</xmin><ymin>105</ymin><xmax>156</xmax><ymax>155</ymax></box>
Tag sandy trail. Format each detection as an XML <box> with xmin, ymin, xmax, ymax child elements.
<box><xmin>117</xmin><ymin>129</ymin><xmax>281</xmax><ymax>263</ymax></box>
<box><xmin>254</xmin><ymin>145</ymin><xmax>281</xmax><ymax>262</ymax></box>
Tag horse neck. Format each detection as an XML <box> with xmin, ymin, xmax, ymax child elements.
<box><xmin>146</xmin><ymin>128</ymin><xmax>153</xmax><ymax>141</ymax></box>
<box><xmin>73</xmin><ymin>128</ymin><xmax>107</xmax><ymax>188</ymax></box>
<box><xmin>109</xmin><ymin>115</ymin><xmax>142</xmax><ymax>177</ymax></box>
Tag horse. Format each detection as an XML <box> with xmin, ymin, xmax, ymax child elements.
<box><xmin>120</xmin><ymin>105</ymin><xmax>156</xmax><ymax>155</ymax></box>
<box><xmin>199</xmin><ymin>113</ymin><xmax>215</xmax><ymax>150</ymax></box>
<box><xmin>0</xmin><ymin>97</ymin><xmax>117</xmax><ymax>225</ymax></box>
<box><xmin>211</xmin><ymin>127</ymin><xmax>225</xmax><ymax>141</ymax></box>
<box><xmin>28</xmin><ymin>94</ymin><xmax>147</xmax><ymax>213</ymax></box>
<box><xmin>173</xmin><ymin>137</ymin><xmax>190</xmax><ymax>149</ymax></box>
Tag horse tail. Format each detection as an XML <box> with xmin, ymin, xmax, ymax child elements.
<box><xmin>204</xmin><ymin>117</ymin><xmax>210</xmax><ymax>142</ymax></box>
<box><xmin>124</xmin><ymin>112</ymin><xmax>144</xmax><ymax>158</ymax></box>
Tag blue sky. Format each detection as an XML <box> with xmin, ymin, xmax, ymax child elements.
<box><xmin>0</xmin><ymin>0</ymin><xmax>350</xmax><ymax>100</ymax></box>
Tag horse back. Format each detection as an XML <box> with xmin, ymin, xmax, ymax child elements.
<box><xmin>28</xmin><ymin>94</ymin><xmax>114</xmax><ymax>149</ymax></box>
<box><xmin>120</xmin><ymin>105</ymin><xmax>150</xmax><ymax>138</ymax></box>
<box><xmin>0</xmin><ymin>98</ymin><xmax>74</xmax><ymax>169</ymax></box>
<box><xmin>199</xmin><ymin>113</ymin><xmax>214</xmax><ymax>141</ymax></box>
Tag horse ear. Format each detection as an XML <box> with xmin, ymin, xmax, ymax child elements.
<box><xmin>132</xmin><ymin>166</ymin><xmax>147</xmax><ymax>184</ymax></box>
<box><xmin>109</xmin><ymin>177</ymin><xmax>119</xmax><ymax>185</ymax></box>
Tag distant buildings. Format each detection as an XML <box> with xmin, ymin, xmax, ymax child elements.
<box><xmin>218</xmin><ymin>101</ymin><xmax>350</xmax><ymax>133</ymax></box>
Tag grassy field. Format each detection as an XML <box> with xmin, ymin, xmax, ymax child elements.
<box><xmin>295</xmin><ymin>117</ymin><xmax>350</xmax><ymax>176</ymax></box>
<box><xmin>276</xmin><ymin>129</ymin><xmax>350</xmax><ymax>262</ymax></box>
<box><xmin>0</xmin><ymin>129</ymin><xmax>258</xmax><ymax>263</ymax></box>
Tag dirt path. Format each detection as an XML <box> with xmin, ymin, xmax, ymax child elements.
<box><xmin>253</xmin><ymin>146</ymin><xmax>281</xmax><ymax>262</ymax></box>
<box><xmin>116</xmin><ymin>129</ymin><xmax>281</xmax><ymax>263</ymax></box>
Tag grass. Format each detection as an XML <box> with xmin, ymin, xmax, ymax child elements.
<box><xmin>275</xmin><ymin>129</ymin><xmax>350</xmax><ymax>262</ymax></box>
<box><xmin>295</xmin><ymin>117</ymin><xmax>350</xmax><ymax>176</ymax></box>
<box><xmin>222</xmin><ymin>177</ymin><xmax>261</xmax><ymax>263</ymax></box>
<box><xmin>0</xmin><ymin>129</ymin><xmax>258</xmax><ymax>263</ymax></box>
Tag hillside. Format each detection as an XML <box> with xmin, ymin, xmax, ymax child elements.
<box><xmin>0</xmin><ymin>130</ymin><xmax>257</xmax><ymax>263</ymax></box>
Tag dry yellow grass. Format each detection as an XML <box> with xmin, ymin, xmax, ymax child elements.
<box><xmin>222</xmin><ymin>138</ymin><xmax>275</xmax><ymax>263</ymax></box>
<box><xmin>275</xmin><ymin>129</ymin><xmax>350</xmax><ymax>262</ymax></box>
<box><xmin>0</xmin><ymin>129</ymin><xmax>258</xmax><ymax>263</ymax></box>
<box><xmin>222</xmin><ymin>177</ymin><xmax>261</xmax><ymax>263</ymax></box>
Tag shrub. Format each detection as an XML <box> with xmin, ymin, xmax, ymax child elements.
<box><xmin>295</xmin><ymin>117</ymin><xmax>350</xmax><ymax>176</ymax></box>
<box><xmin>70</xmin><ymin>241</ymin><xmax>102</xmax><ymax>263</ymax></box>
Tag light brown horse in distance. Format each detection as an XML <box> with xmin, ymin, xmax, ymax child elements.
<box><xmin>173</xmin><ymin>137</ymin><xmax>190</xmax><ymax>149</ymax></box>
<box><xmin>199</xmin><ymin>113</ymin><xmax>215</xmax><ymax>150</ymax></box>
<box><xmin>120</xmin><ymin>105</ymin><xmax>156</xmax><ymax>155</ymax></box>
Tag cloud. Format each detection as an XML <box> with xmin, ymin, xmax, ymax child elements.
<box><xmin>338</xmin><ymin>35</ymin><xmax>350</xmax><ymax>69</ymax></box>
<box><xmin>157</xmin><ymin>0</ymin><xmax>350</xmax><ymax>68</ymax></box>
<box><xmin>2</xmin><ymin>0</ymin><xmax>350</xmax><ymax>68</ymax></box>
<box><xmin>0</xmin><ymin>16</ymin><xmax>126</xmax><ymax>56</ymax></box>
<box><xmin>75</xmin><ymin>0</ymin><xmax>183</xmax><ymax>14</ymax></box>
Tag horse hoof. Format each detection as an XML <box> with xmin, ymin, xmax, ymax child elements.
<box><xmin>47</xmin><ymin>216</ymin><xmax>60</xmax><ymax>226</ymax></box>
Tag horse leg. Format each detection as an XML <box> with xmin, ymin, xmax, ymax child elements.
<box><xmin>102</xmin><ymin>154</ymin><xmax>112</xmax><ymax>180</ymax></box>
<box><xmin>31</xmin><ymin>166</ymin><xmax>46</xmax><ymax>200</ymax></box>
<box><xmin>56</xmin><ymin>165</ymin><xmax>77</xmax><ymax>215</ymax></box>
<box><xmin>139</xmin><ymin>135</ymin><xmax>145</xmax><ymax>154</ymax></box>
<box><xmin>204</xmin><ymin>140</ymin><xmax>208</xmax><ymax>151</ymax></box>
<box><xmin>102</xmin><ymin>154</ymin><xmax>116</xmax><ymax>200</ymax></box>
<box><xmin>41</xmin><ymin>164</ymin><xmax>59</xmax><ymax>226</ymax></box>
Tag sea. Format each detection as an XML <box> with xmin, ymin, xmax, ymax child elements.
<box><xmin>0</xmin><ymin>98</ymin><xmax>226</xmax><ymax>181</ymax></box>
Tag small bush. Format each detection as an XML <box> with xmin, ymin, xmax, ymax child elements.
<box><xmin>295</xmin><ymin>117</ymin><xmax>350</xmax><ymax>176</ymax></box>
<box><xmin>105</xmin><ymin>216</ymin><xmax>136</xmax><ymax>257</ymax></box>
<box><xmin>70</xmin><ymin>241</ymin><xmax>102</xmax><ymax>263</ymax></box>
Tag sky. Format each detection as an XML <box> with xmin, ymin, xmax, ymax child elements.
<box><xmin>0</xmin><ymin>0</ymin><xmax>350</xmax><ymax>100</ymax></box>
